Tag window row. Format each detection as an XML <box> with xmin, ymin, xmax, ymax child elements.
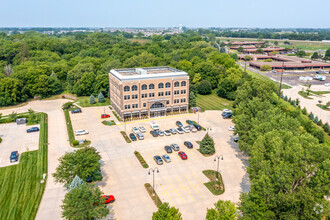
<box><xmin>124</xmin><ymin>104</ymin><xmax>139</xmax><ymax>109</ymax></box>
<box><xmin>174</xmin><ymin>90</ymin><xmax>186</xmax><ymax>95</ymax></box>
<box><xmin>124</xmin><ymin>81</ymin><xmax>187</xmax><ymax>92</ymax></box>
<box><xmin>124</xmin><ymin>94</ymin><xmax>138</xmax><ymax>100</ymax></box>
<box><xmin>125</xmin><ymin>90</ymin><xmax>185</xmax><ymax>99</ymax></box>
<box><xmin>174</xmin><ymin>98</ymin><xmax>186</xmax><ymax>104</ymax></box>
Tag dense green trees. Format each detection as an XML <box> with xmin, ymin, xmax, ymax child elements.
<box><xmin>199</xmin><ymin>133</ymin><xmax>215</xmax><ymax>155</ymax></box>
<box><xmin>152</xmin><ymin>203</ymin><xmax>182</xmax><ymax>220</ymax></box>
<box><xmin>206</xmin><ymin>200</ymin><xmax>238</xmax><ymax>220</ymax></box>
<box><xmin>197</xmin><ymin>80</ymin><xmax>212</xmax><ymax>95</ymax></box>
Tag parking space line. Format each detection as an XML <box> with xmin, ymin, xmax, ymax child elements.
<box><xmin>167</xmin><ymin>179</ymin><xmax>186</xmax><ymax>204</ymax></box>
<box><xmin>158</xmin><ymin>181</ymin><xmax>175</xmax><ymax>206</ymax></box>
<box><xmin>175</xmin><ymin>176</ymin><xmax>196</xmax><ymax>201</ymax></box>
<box><xmin>184</xmin><ymin>175</ymin><xmax>206</xmax><ymax>199</ymax></box>
<box><xmin>192</xmin><ymin>173</ymin><xmax>206</xmax><ymax>186</ymax></box>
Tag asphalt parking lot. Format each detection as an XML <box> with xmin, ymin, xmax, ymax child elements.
<box><xmin>0</xmin><ymin>123</ymin><xmax>39</xmax><ymax>167</ymax></box>
<box><xmin>70</xmin><ymin>107</ymin><xmax>249</xmax><ymax>220</ymax></box>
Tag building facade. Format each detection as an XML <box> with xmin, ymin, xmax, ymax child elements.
<box><xmin>109</xmin><ymin>67</ymin><xmax>189</xmax><ymax>120</ymax></box>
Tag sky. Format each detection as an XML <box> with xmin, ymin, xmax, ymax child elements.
<box><xmin>1</xmin><ymin>0</ymin><xmax>329</xmax><ymax>28</ymax></box>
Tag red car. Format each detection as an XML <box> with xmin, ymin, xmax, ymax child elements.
<box><xmin>178</xmin><ymin>151</ymin><xmax>187</xmax><ymax>160</ymax></box>
<box><xmin>101</xmin><ymin>114</ymin><xmax>110</xmax><ymax>119</ymax></box>
<box><xmin>101</xmin><ymin>195</ymin><xmax>115</xmax><ymax>204</ymax></box>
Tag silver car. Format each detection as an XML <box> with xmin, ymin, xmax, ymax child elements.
<box><xmin>182</xmin><ymin>126</ymin><xmax>190</xmax><ymax>133</ymax></box>
<box><xmin>189</xmin><ymin>125</ymin><xmax>197</xmax><ymax>133</ymax></box>
<box><xmin>170</xmin><ymin>128</ymin><xmax>177</xmax><ymax>134</ymax></box>
<box><xmin>176</xmin><ymin>127</ymin><xmax>184</xmax><ymax>134</ymax></box>
<box><xmin>170</xmin><ymin>143</ymin><xmax>180</xmax><ymax>151</ymax></box>
<box><xmin>138</xmin><ymin>126</ymin><xmax>146</xmax><ymax>133</ymax></box>
<box><xmin>164</xmin><ymin>130</ymin><xmax>171</xmax><ymax>136</ymax></box>
<box><xmin>162</xmin><ymin>154</ymin><xmax>171</xmax><ymax>163</ymax></box>
<box><xmin>136</xmin><ymin>132</ymin><xmax>144</xmax><ymax>140</ymax></box>
<box><xmin>157</xmin><ymin>130</ymin><xmax>164</xmax><ymax>136</ymax></box>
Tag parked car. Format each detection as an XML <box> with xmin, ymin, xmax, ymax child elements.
<box><xmin>223</xmin><ymin>113</ymin><xmax>232</xmax><ymax>119</ymax></box>
<box><xmin>129</xmin><ymin>133</ymin><xmax>137</xmax><ymax>141</ymax></box>
<box><xmin>233</xmin><ymin>137</ymin><xmax>239</xmax><ymax>142</ymax></box>
<box><xmin>164</xmin><ymin>145</ymin><xmax>172</xmax><ymax>153</ymax></box>
<box><xmin>164</xmin><ymin>130</ymin><xmax>171</xmax><ymax>136</ymax></box>
<box><xmin>138</xmin><ymin>126</ymin><xmax>146</xmax><ymax>133</ymax></box>
<box><xmin>71</xmin><ymin>108</ymin><xmax>82</xmax><ymax>114</ymax></box>
<box><xmin>176</xmin><ymin>127</ymin><xmax>184</xmax><ymax>134</ymax></box>
<box><xmin>178</xmin><ymin>151</ymin><xmax>188</xmax><ymax>160</ymax></box>
<box><xmin>27</xmin><ymin>127</ymin><xmax>39</xmax><ymax>133</ymax></box>
<box><xmin>150</xmin><ymin>130</ymin><xmax>159</xmax><ymax>137</ymax></box>
<box><xmin>132</xmin><ymin>127</ymin><xmax>139</xmax><ymax>134</ymax></box>
<box><xmin>162</xmin><ymin>154</ymin><xmax>171</xmax><ymax>163</ymax></box>
<box><xmin>169</xmin><ymin>128</ymin><xmax>177</xmax><ymax>134</ymax></box>
<box><xmin>176</xmin><ymin>121</ymin><xmax>183</xmax><ymax>127</ymax></box>
<box><xmin>222</xmin><ymin>110</ymin><xmax>232</xmax><ymax>116</ymax></box>
<box><xmin>222</xmin><ymin>109</ymin><xmax>231</xmax><ymax>114</ymax></box>
<box><xmin>272</xmin><ymin>70</ymin><xmax>277</xmax><ymax>73</ymax></box>
<box><xmin>228</xmin><ymin>126</ymin><xmax>235</xmax><ymax>131</ymax></box>
<box><xmin>153</xmin><ymin>155</ymin><xmax>163</xmax><ymax>165</ymax></box>
<box><xmin>157</xmin><ymin>130</ymin><xmax>164</xmax><ymax>136</ymax></box>
<box><xmin>101</xmin><ymin>195</ymin><xmax>115</xmax><ymax>204</ymax></box>
<box><xmin>150</xmin><ymin>121</ymin><xmax>159</xmax><ymax>130</ymax></box>
<box><xmin>189</xmin><ymin>125</ymin><xmax>197</xmax><ymax>133</ymax></box>
<box><xmin>10</xmin><ymin>151</ymin><xmax>19</xmax><ymax>162</ymax></box>
<box><xmin>184</xmin><ymin>141</ymin><xmax>193</xmax><ymax>149</ymax></box>
<box><xmin>193</xmin><ymin>124</ymin><xmax>202</xmax><ymax>131</ymax></box>
<box><xmin>170</xmin><ymin>143</ymin><xmax>180</xmax><ymax>151</ymax></box>
<box><xmin>182</xmin><ymin>126</ymin><xmax>191</xmax><ymax>133</ymax></box>
<box><xmin>136</xmin><ymin>132</ymin><xmax>144</xmax><ymax>140</ymax></box>
<box><xmin>75</xmin><ymin>129</ymin><xmax>89</xmax><ymax>136</ymax></box>
<box><xmin>186</xmin><ymin>120</ymin><xmax>195</xmax><ymax>125</ymax></box>
<box><xmin>101</xmin><ymin>114</ymin><xmax>110</xmax><ymax>118</ymax></box>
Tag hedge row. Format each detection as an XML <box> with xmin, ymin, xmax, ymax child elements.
<box><xmin>134</xmin><ymin>151</ymin><xmax>149</xmax><ymax>168</ymax></box>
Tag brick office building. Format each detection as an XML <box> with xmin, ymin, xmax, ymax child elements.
<box><xmin>109</xmin><ymin>67</ymin><xmax>189</xmax><ymax>120</ymax></box>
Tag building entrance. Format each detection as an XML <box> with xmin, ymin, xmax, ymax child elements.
<box><xmin>150</xmin><ymin>102</ymin><xmax>166</xmax><ymax>118</ymax></box>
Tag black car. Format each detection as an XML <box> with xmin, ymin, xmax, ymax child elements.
<box><xmin>27</xmin><ymin>127</ymin><xmax>39</xmax><ymax>133</ymax></box>
<box><xmin>10</xmin><ymin>151</ymin><xmax>19</xmax><ymax>162</ymax></box>
<box><xmin>164</xmin><ymin>146</ymin><xmax>172</xmax><ymax>153</ymax></box>
<box><xmin>223</xmin><ymin>114</ymin><xmax>232</xmax><ymax>119</ymax></box>
<box><xmin>71</xmin><ymin>108</ymin><xmax>82</xmax><ymax>114</ymax></box>
<box><xmin>193</xmin><ymin>124</ymin><xmax>201</xmax><ymax>131</ymax></box>
<box><xmin>129</xmin><ymin>133</ymin><xmax>137</xmax><ymax>141</ymax></box>
<box><xmin>233</xmin><ymin>137</ymin><xmax>239</xmax><ymax>142</ymax></box>
<box><xmin>150</xmin><ymin>130</ymin><xmax>159</xmax><ymax>137</ymax></box>
<box><xmin>176</xmin><ymin>121</ymin><xmax>183</xmax><ymax>127</ymax></box>
<box><xmin>184</xmin><ymin>141</ymin><xmax>193</xmax><ymax>149</ymax></box>
<box><xmin>186</xmin><ymin>120</ymin><xmax>195</xmax><ymax>125</ymax></box>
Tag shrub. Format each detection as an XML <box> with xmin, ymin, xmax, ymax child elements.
<box><xmin>284</xmin><ymin>95</ymin><xmax>288</xmax><ymax>101</ymax></box>
<box><xmin>62</xmin><ymin>102</ymin><xmax>74</xmax><ymax>110</ymax></box>
<box><xmin>0</xmin><ymin>137</ymin><xmax>2</xmax><ymax>143</ymax></box>
<box><xmin>317</xmin><ymin>119</ymin><xmax>323</xmax><ymax>126</ymax></box>
<box><xmin>323</xmin><ymin>123</ymin><xmax>330</xmax><ymax>133</ymax></box>
<box><xmin>89</xmin><ymin>95</ymin><xmax>96</xmax><ymax>104</ymax></box>
<box><xmin>72</xmin><ymin>140</ymin><xmax>79</xmax><ymax>146</ymax></box>
<box><xmin>134</xmin><ymin>151</ymin><xmax>149</xmax><ymax>168</ymax></box>
<box><xmin>264</xmin><ymin>58</ymin><xmax>273</xmax><ymax>62</ymax></box>
<box><xmin>120</xmin><ymin>131</ymin><xmax>131</xmax><ymax>143</ymax></box>
<box><xmin>309</xmin><ymin>112</ymin><xmax>314</xmax><ymax>120</ymax></box>
<box><xmin>197</xmin><ymin>80</ymin><xmax>212</xmax><ymax>95</ymax></box>
<box><xmin>312</xmin><ymin>129</ymin><xmax>325</xmax><ymax>143</ymax></box>
<box><xmin>302</xmin><ymin>107</ymin><xmax>307</xmax><ymax>115</ymax></box>
<box><xmin>98</xmin><ymin>92</ymin><xmax>105</xmax><ymax>103</ymax></box>
<box><xmin>313</xmin><ymin>116</ymin><xmax>319</xmax><ymax>123</ymax></box>
<box><xmin>260</xmin><ymin>65</ymin><xmax>271</xmax><ymax>71</ymax></box>
<box><xmin>199</xmin><ymin>133</ymin><xmax>215</xmax><ymax>155</ymax></box>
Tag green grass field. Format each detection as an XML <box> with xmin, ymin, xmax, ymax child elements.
<box><xmin>0</xmin><ymin>113</ymin><xmax>48</xmax><ymax>220</ymax></box>
<box><xmin>75</xmin><ymin>97</ymin><xmax>110</xmax><ymax>107</ymax></box>
<box><xmin>196</xmin><ymin>90</ymin><xmax>233</xmax><ymax>111</ymax></box>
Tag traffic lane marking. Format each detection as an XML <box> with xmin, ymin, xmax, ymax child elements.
<box><xmin>167</xmin><ymin>178</ymin><xmax>186</xmax><ymax>204</ymax></box>
<box><xmin>175</xmin><ymin>176</ymin><xmax>196</xmax><ymax>202</ymax></box>
<box><xmin>158</xmin><ymin>181</ymin><xmax>176</xmax><ymax>206</ymax></box>
<box><xmin>184</xmin><ymin>174</ymin><xmax>206</xmax><ymax>199</ymax></box>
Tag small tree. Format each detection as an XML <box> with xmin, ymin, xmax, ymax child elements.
<box><xmin>89</xmin><ymin>94</ymin><xmax>96</xmax><ymax>104</ymax></box>
<box><xmin>288</xmin><ymin>97</ymin><xmax>292</xmax><ymax>103</ymax></box>
<box><xmin>197</xmin><ymin>80</ymin><xmax>212</xmax><ymax>95</ymax></box>
<box><xmin>284</xmin><ymin>95</ymin><xmax>288</xmax><ymax>101</ymax></box>
<box><xmin>311</xmin><ymin>52</ymin><xmax>319</xmax><ymax>60</ymax></box>
<box><xmin>220</xmin><ymin>47</ymin><xmax>226</xmax><ymax>53</ymax></box>
<box><xmin>296</xmin><ymin>50</ymin><xmax>306</xmax><ymax>57</ymax></box>
<box><xmin>189</xmin><ymin>91</ymin><xmax>196</xmax><ymax>108</ymax></box>
<box><xmin>317</xmin><ymin>119</ymin><xmax>323</xmax><ymax>126</ymax></box>
<box><xmin>302</xmin><ymin>107</ymin><xmax>307</xmax><ymax>115</ymax></box>
<box><xmin>9</xmin><ymin>111</ymin><xmax>17</xmax><ymax>121</ymax></box>
<box><xmin>199</xmin><ymin>133</ymin><xmax>215</xmax><ymax>155</ymax></box>
<box><xmin>295</xmin><ymin>98</ymin><xmax>300</xmax><ymax>106</ymax></box>
<box><xmin>260</xmin><ymin>65</ymin><xmax>271</xmax><ymax>71</ymax></box>
<box><xmin>323</xmin><ymin>123</ymin><xmax>330</xmax><ymax>133</ymax></box>
<box><xmin>98</xmin><ymin>92</ymin><xmax>105</xmax><ymax>103</ymax></box>
<box><xmin>257</xmin><ymin>48</ymin><xmax>263</xmax><ymax>54</ymax></box>
<box><xmin>206</xmin><ymin>200</ymin><xmax>238</xmax><ymax>220</ymax></box>
<box><xmin>237</xmin><ymin>46</ymin><xmax>244</xmax><ymax>52</ymax></box>
<box><xmin>314</xmin><ymin>116</ymin><xmax>319</xmax><ymax>123</ymax></box>
<box><xmin>152</xmin><ymin>203</ymin><xmax>182</xmax><ymax>220</ymax></box>
<box><xmin>28</xmin><ymin>108</ymin><xmax>35</xmax><ymax>123</ymax></box>
<box><xmin>309</xmin><ymin>112</ymin><xmax>314</xmax><ymax>120</ymax></box>
<box><xmin>62</xmin><ymin>183</ymin><xmax>109</xmax><ymax>220</ymax></box>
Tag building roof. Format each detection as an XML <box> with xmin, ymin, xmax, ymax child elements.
<box><xmin>110</xmin><ymin>66</ymin><xmax>188</xmax><ymax>81</ymax></box>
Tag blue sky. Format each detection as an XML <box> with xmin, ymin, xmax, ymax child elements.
<box><xmin>1</xmin><ymin>0</ymin><xmax>329</xmax><ymax>28</ymax></box>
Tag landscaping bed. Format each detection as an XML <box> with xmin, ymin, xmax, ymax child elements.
<box><xmin>134</xmin><ymin>151</ymin><xmax>149</xmax><ymax>168</ymax></box>
<box><xmin>120</xmin><ymin>131</ymin><xmax>132</xmax><ymax>143</ymax></box>
<box><xmin>144</xmin><ymin>183</ymin><xmax>162</xmax><ymax>207</ymax></box>
<box><xmin>202</xmin><ymin>170</ymin><xmax>225</xmax><ymax>195</ymax></box>
<box><xmin>102</xmin><ymin>120</ymin><xmax>116</xmax><ymax>126</ymax></box>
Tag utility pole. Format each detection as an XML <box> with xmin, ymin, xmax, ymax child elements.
<box><xmin>278</xmin><ymin>61</ymin><xmax>284</xmax><ymax>100</ymax></box>
<box><xmin>148</xmin><ymin>168</ymin><xmax>159</xmax><ymax>196</ymax></box>
<box><xmin>214</xmin><ymin>155</ymin><xmax>223</xmax><ymax>181</ymax></box>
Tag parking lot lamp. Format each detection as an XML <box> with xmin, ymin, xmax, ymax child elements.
<box><xmin>214</xmin><ymin>155</ymin><xmax>223</xmax><ymax>181</ymax></box>
<box><xmin>148</xmin><ymin>167</ymin><xmax>159</xmax><ymax>196</ymax></box>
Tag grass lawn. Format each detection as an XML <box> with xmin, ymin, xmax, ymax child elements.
<box><xmin>202</xmin><ymin>170</ymin><xmax>225</xmax><ymax>195</ymax></box>
<box><xmin>311</xmin><ymin>90</ymin><xmax>330</xmax><ymax>95</ymax></box>
<box><xmin>196</xmin><ymin>90</ymin><xmax>233</xmax><ymax>111</ymax></box>
<box><xmin>144</xmin><ymin>183</ymin><xmax>162</xmax><ymax>207</ymax></box>
<box><xmin>298</xmin><ymin>91</ymin><xmax>313</xmax><ymax>99</ymax></box>
<box><xmin>0</xmin><ymin>113</ymin><xmax>48</xmax><ymax>220</ymax></box>
<box><xmin>75</xmin><ymin>97</ymin><xmax>110</xmax><ymax>107</ymax></box>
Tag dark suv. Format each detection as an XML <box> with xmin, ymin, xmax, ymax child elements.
<box><xmin>176</xmin><ymin>121</ymin><xmax>183</xmax><ymax>127</ymax></box>
<box><xmin>27</xmin><ymin>127</ymin><xmax>39</xmax><ymax>133</ymax></box>
<box><xmin>10</xmin><ymin>151</ymin><xmax>19</xmax><ymax>162</ymax></box>
<box><xmin>71</xmin><ymin>108</ymin><xmax>82</xmax><ymax>114</ymax></box>
<box><xmin>184</xmin><ymin>141</ymin><xmax>193</xmax><ymax>149</ymax></box>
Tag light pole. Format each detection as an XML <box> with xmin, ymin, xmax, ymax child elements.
<box><xmin>148</xmin><ymin>167</ymin><xmax>159</xmax><ymax>196</ymax></box>
<box><xmin>214</xmin><ymin>155</ymin><xmax>223</xmax><ymax>181</ymax></box>
<box><xmin>278</xmin><ymin>61</ymin><xmax>284</xmax><ymax>100</ymax></box>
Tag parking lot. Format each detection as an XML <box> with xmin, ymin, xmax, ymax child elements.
<box><xmin>0</xmin><ymin>123</ymin><xmax>39</xmax><ymax>167</ymax></box>
<box><xmin>70</xmin><ymin>107</ymin><xmax>249</xmax><ymax>220</ymax></box>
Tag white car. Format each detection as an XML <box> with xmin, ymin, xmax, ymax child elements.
<box><xmin>136</xmin><ymin>132</ymin><xmax>144</xmax><ymax>140</ymax></box>
<box><xmin>228</xmin><ymin>126</ymin><xmax>236</xmax><ymax>131</ymax></box>
<box><xmin>222</xmin><ymin>109</ymin><xmax>232</xmax><ymax>114</ymax></box>
<box><xmin>138</xmin><ymin>126</ymin><xmax>146</xmax><ymax>133</ymax></box>
<box><xmin>75</xmin><ymin>130</ymin><xmax>89</xmax><ymax>136</ymax></box>
<box><xmin>189</xmin><ymin>125</ymin><xmax>197</xmax><ymax>133</ymax></box>
<box><xmin>182</xmin><ymin>126</ymin><xmax>190</xmax><ymax>133</ymax></box>
<box><xmin>176</xmin><ymin>127</ymin><xmax>184</xmax><ymax>134</ymax></box>
<box><xmin>132</xmin><ymin>127</ymin><xmax>139</xmax><ymax>134</ymax></box>
<box><xmin>164</xmin><ymin>130</ymin><xmax>171</xmax><ymax>136</ymax></box>
<box><xmin>150</xmin><ymin>121</ymin><xmax>159</xmax><ymax>130</ymax></box>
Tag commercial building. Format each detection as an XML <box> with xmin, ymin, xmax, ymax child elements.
<box><xmin>109</xmin><ymin>67</ymin><xmax>189</xmax><ymax>120</ymax></box>
<box><xmin>226</xmin><ymin>41</ymin><xmax>265</xmax><ymax>46</ymax></box>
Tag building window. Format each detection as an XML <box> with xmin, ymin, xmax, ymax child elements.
<box><xmin>166</xmin><ymin>100</ymin><xmax>169</xmax><ymax>104</ymax></box>
<box><xmin>165</xmin><ymin>91</ymin><xmax>171</xmax><ymax>96</ymax></box>
<box><xmin>124</xmin><ymin>86</ymin><xmax>130</xmax><ymax>92</ymax></box>
<box><xmin>181</xmin><ymin>98</ymin><xmax>186</xmax><ymax>103</ymax></box>
<box><xmin>142</xmin><ymin>93</ymin><xmax>147</xmax><ymax>98</ymax></box>
<box><xmin>124</xmin><ymin>105</ymin><xmax>131</xmax><ymax>109</ymax></box>
<box><xmin>181</xmin><ymin>81</ymin><xmax>186</xmax><ymax>87</ymax></box>
<box><xmin>165</xmin><ymin>82</ymin><xmax>171</xmax><ymax>88</ymax></box>
<box><xmin>174</xmin><ymin>99</ymin><xmax>179</xmax><ymax>104</ymax></box>
<box><xmin>132</xmin><ymin>104</ymin><xmax>138</xmax><ymax>108</ymax></box>
<box><xmin>142</xmin><ymin>84</ymin><xmax>147</xmax><ymax>90</ymax></box>
<box><xmin>149</xmin><ymin>93</ymin><xmax>155</xmax><ymax>97</ymax></box>
<box><xmin>143</xmin><ymin>103</ymin><xmax>146</xmax><ymax>107</ymax></box>
<box><xmin>132</xmin><ymin>94</ymin><xmax>138</xmax><ymax>99</ymax></box>
<box><xmin>174</xmin><ymin>90</ymin><xmax>179</xmax><ymax>95</ymax></box>
<box><xmin>158</xmin><ymin>83</ymin><xmax>164</xmax><ymax>89</ymax></box>
<box><xmin>132</xmin><ymin>85</ymin><xmax>138</xmax><ymax>91</ymax></box>
<box><xmin>124</xmin><ymin>95</ymin><xmax>130</xmax><ymax>100</ymax></box>
<box><xmin>181</xmin><ymin>90</ymin><xmax>186</xmax><ymax>94</ymax></box>
<box><xmin>174</xmin><ymin>81</ymin><xmax>179</xmax><ymax>87</ymax></box>
<box><xmin>149</xmin><ymin>84</ymin><xmax>154</xmax><ymax>89</ymax></box>
<box><xmin>158</xmin><ymin>92</ymin><xmax>164</xmax><ymax>97</ymax></box>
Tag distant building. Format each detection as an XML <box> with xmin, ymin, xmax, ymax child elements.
<box><xmin>109</xmin><ymin>67</ymin><xmax>189</xmax><ymax>120</ymax></box>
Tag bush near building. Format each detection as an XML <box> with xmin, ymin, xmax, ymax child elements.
<box><xmin>260</xmin><ymin>65</ymin><xmax>271</xmax><ymax>71</ymax></box>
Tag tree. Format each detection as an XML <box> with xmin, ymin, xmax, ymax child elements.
<box><xmin>284</xmin><ymin>41</ymin><xmax>290</xmax><ymax>45</ymax></box>
<box><xmin>220</xmin><ymin>47</ymin><xmax>226</xmax><ymax>53</ymax></box>
<box><xmin>308</xmin><ymin>112</ymin><xmax>314</xmax><ymax>120</ymax></box>
<box><xmin>323</xmin><ymin>122</ymin><xmax>329</xmax><ymax>133</ymax></box>
<box><xmin>152</xmin><ymin>203</ymin><xmax>182</xmax><ymax>220</ymax></box>
<box><xmin>324</xmin><ymin>48</ymin><xmax>330</xmax><ymax>62</ymax></box>
<box><xmin>313</xmin><ymin>116</ymin><xmax>319</xmax><ymax>123</ymax></box>
<box><xmin>192</xmin><ymin>73</ymin><xmax>202</xmax><ymax>84</ymax></box>
<box><xmin>220</xmin><ymin>42</ymin><xmax>225</xmax><ymax>47</ymax></box>
<box><xmin>197</xmin><ymin>80</ymin><xmax>212</xmax><ymax>95</ymax></box>
<box><xmin>274</xmin><ymin>41</ymin><xmax>279</xmax><ymax>46</ymax></box>
<box><xmin>206</xmin><ymin>200</ymin><xmax>238</xmax><ymax>220</ymax></box>
<box><xmin>237</xmin><ymin>47</ymin><xmax>244</xmax><ymax>52</ymax></box>
<box><xmin>89</xmin><ymin>95</ymin><xmax>96</xmax><ymax>104</ymax></box>
<box><xmin>260</xmin><ymin>65</ymin><xmax>271</xmax><ymax>71</ymax></box>
<box><xmin>302</xmin><ymin>107</ymin><xmax>307</xmax><ymax>115</ymax></box>
<box><xmin>62</xmin><ymin>183</ymin><xmax>109</xmax><ymax>220</ymax></box>
<box><xmin>189</xmin><ymin>91</ymin><xmax>196</xmax><ymax>108</ymax></box>
<box><xmin>296</xmin><ymin>50</ymin><xmax>306</xmax><ymax>57</ymax></box>
<box><xmin>244</xmin><ymin>55</ymin><xmax>252</xmax><ymax>61</ymax></box>
<box><xmin>257</xmin><ymin>48</ymin><xmax>263</xmax><ymax>54</ymax></box>
<box><xmin>311</xmin><ymin>52</ymin><xmax>319</xmax><ymax>60</ymax></box>
<box><xmin>97</xmin><ymin>92</ymin><xmax>105</xmax><ymax>103</ymax></box>
<box><xmin>4</xmin><ymin>64</ymin><xmax>13</xmax><ymax>77</ymax></box>
<box><xmin>199</xmin><ymin>133</ymin><xmax>215</xmax><ymax>155</ymax></box>
<box><xmin>53</xmin><ymin>147</ymin><xmax>102</xmax><ymax>186</ymax></box>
